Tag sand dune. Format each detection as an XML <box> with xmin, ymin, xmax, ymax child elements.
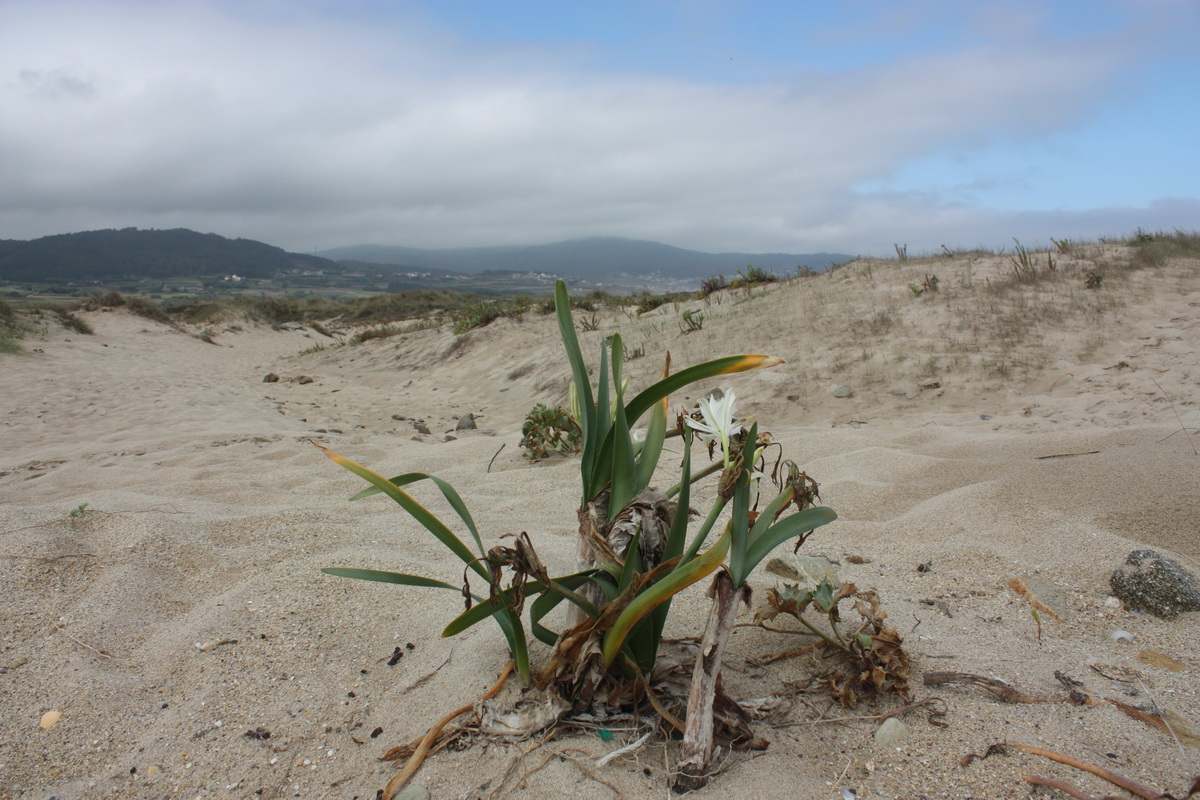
<box><xmin>2</xmin><ymin>243</ymin><xmax>1197</xmax><ymax>799</ymax></box>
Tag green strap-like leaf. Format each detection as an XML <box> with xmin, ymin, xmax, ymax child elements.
<box><xmin>601</xmin><ymin>524</ymin><xmax>731</xmax><ymax>667</ymax></box>
<box><xmin>623</xmin><ymin>354</ymin><xmax>783</xmax><ymax>426</ymax></box>
<box><xmin>529</xmin><ymin>571</ymin><xmax>609</xmax><ymax>647</ymax></box>
<box><xmin>594</xmin><ymin>335</ymin><xmax>611</xmax><ymax>469</ymax></box>
<box><xmin>314</xmin><ymin>444</ymin><xmax>490</xmax><ymax>581</ymax></box>
<box><xmin>556</xmin><ymin>280</ymin><xmax>597</xmax><ymax>498</ymax></box>
<box><xmin>442</xmin><ymin>569</ymin><xmax>604</xmax><ymax>638</ymax></box>
<box><xmin>743</xmin><ymin>506</ymin><xmax>838</xmax><ymax>574</ymax></box>
<box><xmin>492</xmin><ymin>608</ymin><xmax>531</xmax><ymax>686</ymax></box>
<box><xmin>747</xmin><ymin>482</ymin><xmax>799</xmax><ymax>542</ymax></box>
<box><xmin>682</xmin><ymin>494</ymin><xmax>729</xmax><ymax>564</ymax></box>
<box><xmin>634</xmin><ymin>392</ymin><xmax>668</xmax><ymax>496</ymax></box>
<box><xmin>663</xmin><ymin>429</ymin><xmax>692</xmax><ymax>564</ymax></box>
<box><xmin>348</xmin><ymin>471</ymin><xmax>487</xmax><ymax>563</ymax></box>
<box><xmin>587</xmin><ymin>352</ymin><xmax>782</xmax><ymax>498</ymax></box>
<box><xmin>608</xmin><ymin>390</ymin><xmax>637</xmax><ymax>519</ymax></box>
<box><xmin>321</xmin><ymin>567</ymin><xmax>461</xmax><ymax>591</ymax></box>
<box><xmin>650</xmin><ymin>430</ymin><xmax>691</xmax><ymax>652</ymax></box>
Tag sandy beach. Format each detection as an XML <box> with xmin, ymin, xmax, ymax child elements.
<box><xmin>2</xmin><ymin>243</ymin><xmax>1198</xmax><ymax>799</ymax></box>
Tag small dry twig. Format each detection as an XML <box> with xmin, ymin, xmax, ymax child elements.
<box><xmin>1152</xmin><ymin>378</ymin><xmax>1198</xmax><ymax>455</ymax></box>
<box><xmin>923</xmin><ymin>671</ymin><xmax>1058</xmax><ymax>703</ymax></box>
<box><xmin>52</xmin><ymin>623</ymin><xmax>115</xmax><ymax>659</ymax></box>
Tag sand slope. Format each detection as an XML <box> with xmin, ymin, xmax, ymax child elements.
<box><xmin>2</xmin><ymin>245</ymin><xmax>1198</xmax><ymax>799</ymax></box>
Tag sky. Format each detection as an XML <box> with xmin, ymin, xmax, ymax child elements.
<box><xmin>1</xmin><ymin>0</ymin><xmax>1197</xmax><ymax>257</ymax></box>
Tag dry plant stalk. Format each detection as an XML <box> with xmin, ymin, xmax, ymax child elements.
<box><xmin>380</xmin><ymin>660</ymin><xmax>514</xmax><ymax>800</ymax></box>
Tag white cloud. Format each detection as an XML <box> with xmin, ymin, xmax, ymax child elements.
<box><xmin>0</xmin><ymin>1</ymin><xmax>1192</xmax><ymax>254</ymax></box>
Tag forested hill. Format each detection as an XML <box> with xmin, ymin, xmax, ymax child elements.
<box><xmin>0</xmin><ymin>228</ymin><xmax>337</xmax><ymax>282</ymax></box>
<box><xmin>319</xmin><ymin>236</ymin><xmax>851</xmax><ymax>284</ymax></box>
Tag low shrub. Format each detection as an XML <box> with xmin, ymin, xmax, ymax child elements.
<box><xmin>519</xmin><ymin>404</ymin><xmax>582</xmax><ymax>460</ymax></box>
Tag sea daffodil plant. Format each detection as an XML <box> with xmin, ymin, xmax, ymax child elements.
<box><xmin>319</xmin><ymin>279</ymin><xmax>837</xmax><ymax>794</ymax></box>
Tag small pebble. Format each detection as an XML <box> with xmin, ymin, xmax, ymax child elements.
<box><xmin>1111</xmin><ymin>630</ymin><xmax>1135</xmax><ymax>643</ymax></box>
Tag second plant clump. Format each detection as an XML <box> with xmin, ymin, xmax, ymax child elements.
<box><xmin>319</xmin><ymin>280</ymin><xmax>908</xmax><ymax>795</ymax></box>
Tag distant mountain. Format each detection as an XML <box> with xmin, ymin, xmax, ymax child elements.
<box><xmin>0</xmin><ymin>229</ymin><xmax>852</xmax><ymax>290</ymax></box>
<box><xmin>0</xmin><ymin>228</ymin><xmax>338</xmax><ymax>282</ymax></box>
<box><xmin>318</xmin><ymin>237</ymin><xmax>851</xmax><ymax>286</ymax></box>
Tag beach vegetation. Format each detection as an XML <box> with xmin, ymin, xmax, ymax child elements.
<box><xmin>319</xmin><ymin>279</ymin><xmax>844</xmax><ymax>795</ymax></box>
<box><xmin>698</xmin><ymin>274</ymin><xmax>728</xmax><ymax>298</ymax></box>
<box><xmin>519</xmin><ymin>403</ymin><xmax>582</xmax><ymax>460</ymax></box>
<box><xmin>728</xmin><ymin>265</ymin><xmax>778</xmax><ymax>290</ymax></box>
<box><xmin>0</xmin><ymin>297</ymin><xmax>28</xmax><ymax>353</ymax></box>
<box><xmin>349</xmin><ymin>324</ymin><xmax>403</xmax><ymax>345</ymax></box>
<box><xmin>679</xmin><ymin>308</ymin><xmax>704</xmax><ymax>333</ymax></box>
<box><xmin>76</xmin><ymin>290</ymin><xmax>175</xmax><ymax>326</ymax></box>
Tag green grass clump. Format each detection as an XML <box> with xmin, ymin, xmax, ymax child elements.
<box><xmin>0</xmin><ymin>296</ymin><xmax>41</xmax><ymax>353</ymax></box>
<box><xmin>450</xmin><ymin>295</ymin><xmax>534</xmax><ymax>334</ymax></box>
<box><xmin>728</xmin><ymin>265</ymin><xmax>778</xmax><ymax>289</ymax></box>
<box><xmin>698</xmin><ymin>275</ymin><xmax>728</xmax><ymax>298</ymax></box>
<box><xmin>76</xmin><ymin>291</ymin><xmax>174</xmax><ymax>326</ymax></box>
<box><xmin>1129</xmin><ymin>228</ymin><xmax>1200</xmax><ymax>269</ymax></box>
<box><xmin>53</xmin><ymin>309</ymin><xmax>93</xmax><ymax>335</ymax></box>
<box><xmin>350</xmin><ymin>324</ymin><xmax>403</xmax><ymax>344</ymax></box>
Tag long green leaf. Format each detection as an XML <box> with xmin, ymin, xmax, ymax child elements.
<box><xmin>608</xmin><ymin>387</ymin><xmax>637</xmax><ymax>519</ymax></box>
<box><xmin>650</xmin><ymin>431</ymin><xmax>691</xmax><ymax>651</ymax></box>
<box><xmin>729</xmin><ymin>474</ymin><xmax>752</xmax><ymax>587</ymax></box>
<box><xmin>315</xmin><ymin>444</ymin><xmax>489</xmax><ymax>580</ymax></box>
<box><xmin>743</xmin><ymin>506</ymin><xmax>838</xmax><ymax>574</ymax></box>
<box><xmin>594</xmin><ymin>334</ymin><xmax>611</xmax><ymax>472</ymax></box>
<box><xmin>634</xmin><ymin>392</ymin><xmax>668</xmax><ymax>495</ymax></box>
<box><xmin>587</xmin><ymin>352</ymin><xmax>783</xmax><ymax>497</ymax></box>
<box><xmin>348</xmin><ymin>471</ymin><xmax>487</xmax><ymax>563</ymax></box>
<box><xmin>492</xmin><ymin>608</ymin><xmax>531</xmax><ymax>686</ymax></box>
<box><xmin>682</xmin><ymin>494</ymin><xmax>729</xmax><ymax>564</ymax></box>
<box><xmin>747</xmin><ymin>482</ymin><xmax>799</xmax><ymax>543</ymax></box>
<box><xmin>442</xmin><ymin>569</ymin><xmax>604</xmax><ymax>638</ymax></box>
<box><xmin>529</xmin><ymin>571</ymin><xmax>610</xmax><ymax>647</ymax></box>
<box><xmin>601</xmin><ymin>524</ymin><xmax>731</xmax><ymax>667</ymax></box>
<box><xmin>555</xmin><ymin>280</ymin><xmax>597</xmax><ymax>497</ymax></box>
<box><xmin>321</xmin><ymin>567</ymin><xmax>461</xmax><ymax>591</ymax></box>
<box><xmin>622</xmin><ymin>354</ymin><xmax>783</xmax><ymax>427</ymax></box>
<box><xmin>663</xmin><ymin>429</ymin><xmax>693</xmax><ymax>564</ymax></box>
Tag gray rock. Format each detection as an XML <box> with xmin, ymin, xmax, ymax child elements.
<box><xmin>297</xmin><ymin>375</ymin><xmax>314</xmax><ymax>385</ymax></box>
<box><xmin>456</xmin><ymin>413</ymin><xmax>477</xmax><ymax>431</ymax></box>
<box><xmin>888</xmin><ymin>388</ymin><xmax>907</xmax><ymax>396</ymax></box>
<box><xmin>874</xmin><ymin>717</ymin><xmax>909</xmax><ymax>746</ymax></box>
<box><xmin>1110</xmin><ymin>550</ymin><xmax>1200</xmax><ymax>620</ymax></box>
<box><xmin>919</xmin><ymin>378</ymin><xmax>942</xmax><ymax>390</ymax></box>
<box><xmin>833</xmin><ymin>385</ymin><xmax>854</xmax><ymax>398</ymax></box>
<box><xmin>262</xmin><ymin>373</ymin><xmax>280</xmax><ymax>383</ymax></box>
<box><xmin>412</xmin><ymin>420</ymin><xmax>431</xmax><ymax>435</ymax></box>
<box><xmin>395</xmin><ymin>786</ymin><xmax>429</xmax><ymax>800</ymax></box>
<box><xmin>278</xmin><ymin>322</ymin><xmax>305</xmax><ymax>331</ymax></box>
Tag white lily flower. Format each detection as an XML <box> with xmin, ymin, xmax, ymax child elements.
<box><xmin>686</xmin><ymin>389</ymin><xmax>743</xmax><ymax>467</ymax></box>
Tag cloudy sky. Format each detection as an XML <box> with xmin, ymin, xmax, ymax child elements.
<box><xmin>2</xmin><ymin>0</ymin><xmax>1197</xmax><ymax>256</ymax></box>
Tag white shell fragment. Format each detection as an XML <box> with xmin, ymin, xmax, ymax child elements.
<box><xmin>1111</xmin><ymin>630</ymin><xmax>1135</xmax><ymax>643</ymax></box>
